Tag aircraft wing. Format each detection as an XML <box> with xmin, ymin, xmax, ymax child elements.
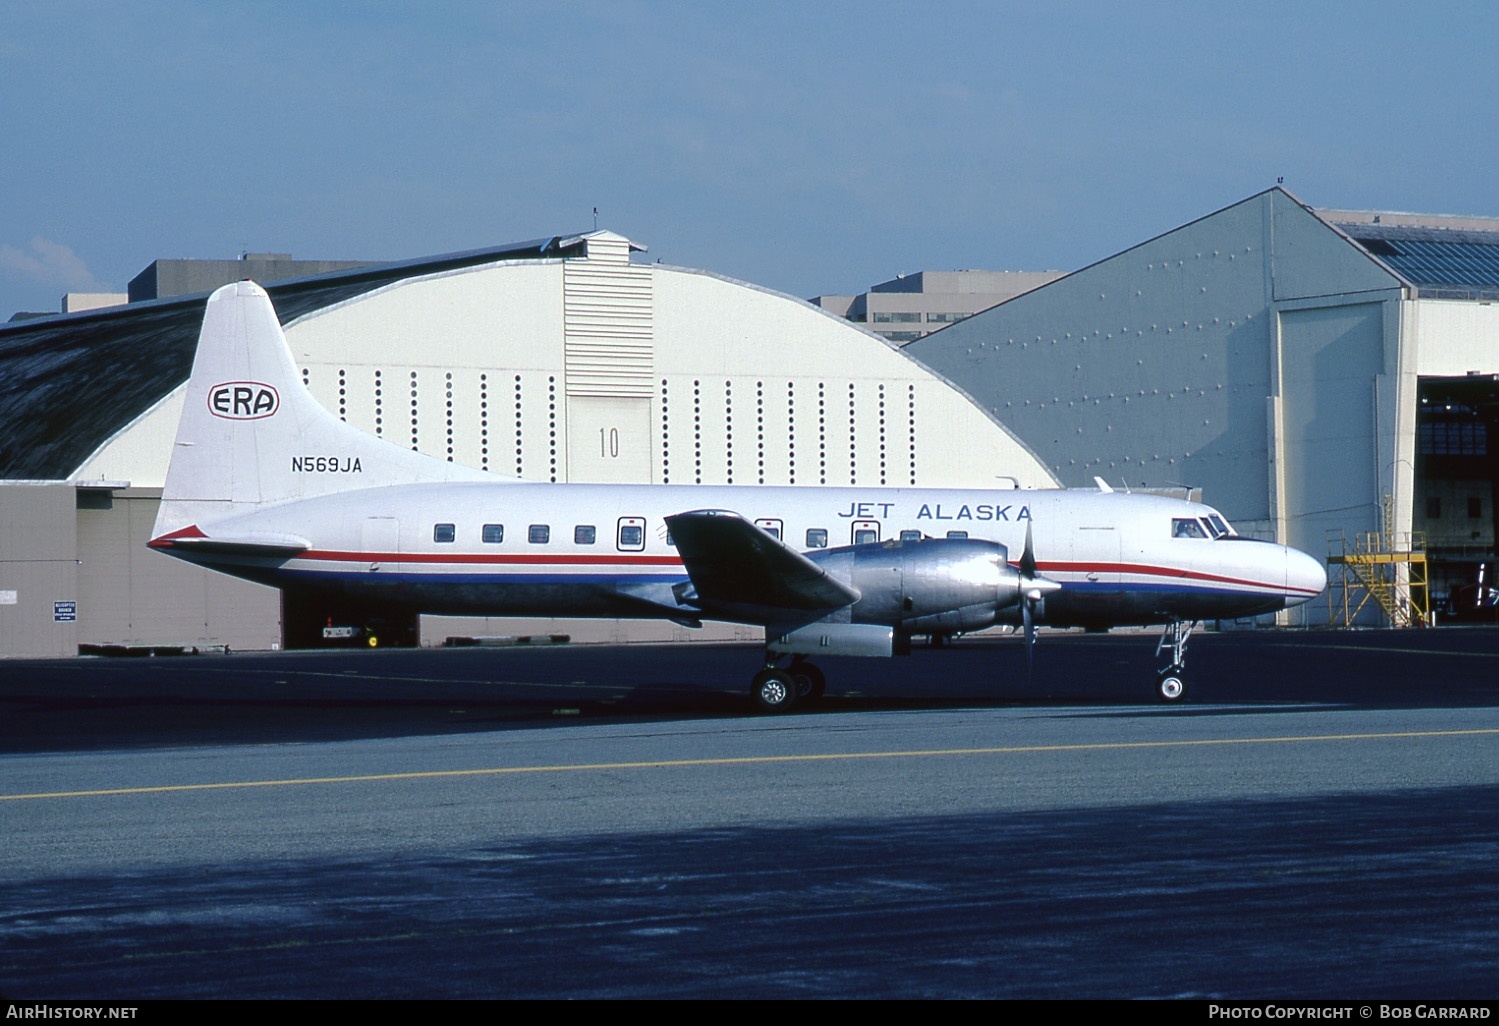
<box><xmin>665</xmin><ymin>509</ymin><xmax>859</xmax><ymax>614</ymax></box>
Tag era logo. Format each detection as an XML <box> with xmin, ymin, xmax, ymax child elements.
<box><xmin>208</xmin><ymin>381</ymin><xmax>279</xmax><ymax>420</ymax></box>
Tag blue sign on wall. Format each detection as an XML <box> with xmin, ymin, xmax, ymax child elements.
<box><xmin>54</xmin><ymin>601</ymin><xmax>76</xmax><ymax>622</ymax></box>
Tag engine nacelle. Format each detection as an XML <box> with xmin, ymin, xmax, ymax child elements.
<box><xmin>768</xmin><ymin>622</ymin><xmax>895</xmax><ymax>658</ymax></box>
<box><xmin>808</xmin><ymin>537</ymin><xmax>1024</xmax><ymax>635</ymax></box>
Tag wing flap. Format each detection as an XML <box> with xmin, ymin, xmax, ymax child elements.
<box><xmin>664</xmin><ymin>509</ymin><xmax>859</xmax><ymax>614</ymax></box>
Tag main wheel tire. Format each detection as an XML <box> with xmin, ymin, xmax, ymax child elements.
<box><xmin>1156</xmin><ymin>669</ymin><xmax>1187</xmax><ymax>703</ymax></box>
<box><xmin>751</xmin><ymin>669</ymin><xmax>799</xmax><ymax>714</ymax></box>
<box><xmin>790</xmin><ymin>662</ymin><xmax>826</xmax><ymax>702</ymax></box>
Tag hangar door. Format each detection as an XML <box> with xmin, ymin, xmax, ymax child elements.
<box><xmin>1278</xmin><ymin>303</ymin><xmax>1384</xmax><ymax>566</ymax></box>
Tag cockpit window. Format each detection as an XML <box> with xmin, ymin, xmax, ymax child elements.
<box><xmin>1206</xmin><ymin>514</ymin><xmax>1231</xmax><ymax>538</ymax></box>
<box><xmin>1172</xmin><ymin>518</ymin><xmax>1207</xmax><ymax>539</ymax></box>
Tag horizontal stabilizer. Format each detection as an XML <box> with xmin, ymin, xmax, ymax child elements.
<box><xmin>665</xmin><ymin>510</ymin><xmax>859</xmax><ymax>614</ymax></box>
<box><xmin>148</xmin><ymin>524</ymin><xmax>309</xmax><ymax>556</ymax></box>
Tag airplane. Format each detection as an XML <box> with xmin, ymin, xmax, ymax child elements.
<box><xmin>148</xmin><ymin>281</ymin><xmax>1327</xmax><ymax>712</ymax></box>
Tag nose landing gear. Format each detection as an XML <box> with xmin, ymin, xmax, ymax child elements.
<box><xmin>1154</xmin><ymin>619</ymin><xmax>1196</xmax><ymax>702</ymax></box>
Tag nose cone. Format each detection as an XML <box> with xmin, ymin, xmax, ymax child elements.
<box><xmin>1284</xmin><ymin>547</ymin><xmax>1327</xmax><ymax>607</ymax></box>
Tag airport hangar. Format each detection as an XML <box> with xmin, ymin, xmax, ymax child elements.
<box><xmin>906</xmin><ymin>187</ymin><xmax>1499</xmax><ymax>627</ymax></box>
<box><xmin>0</xmin><ymin>231</ymin><xmax>1058</xmax><ymax>658</ymax></box>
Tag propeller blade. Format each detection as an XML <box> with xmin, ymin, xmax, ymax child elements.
<box><xmin>1015</xmin><ymin>520</ymin><xmax>1058</xmax><ymax>685</ymax></box>
<box><xmin>1023</xmin><ymin>593</ymin><xmax>1035</xmax><ymax>684</ymax></box>
<box><xmin>1022</xmin><ymin>520</ymin><xmax>1036</xmax><ymax>683</ymax></box>
<box><xmin>1020</xmin><ymin>521</ymin><xmax>1037</xmax><ymax>579</ymax></box>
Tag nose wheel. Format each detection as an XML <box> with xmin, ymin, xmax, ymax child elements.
<box><xmin>1154</xmin><ymin>619</ymin><xmax>1196</xmax><ymax>703</ymax></box>
<box><xmin>1156</xmin><ymin>667</ymin><xmax>1187</xmax><ymax>702</ymax></box>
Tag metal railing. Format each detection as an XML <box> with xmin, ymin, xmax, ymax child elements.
<box><xmin>1326</xmin><ymin>525</ymin><xmax>1430</xmax><ymax>628</ymax></box>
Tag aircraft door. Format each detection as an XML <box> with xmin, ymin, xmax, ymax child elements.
<box><xmin>362</xmin><ymin>517</ymin><xmax>400</xmax><ymax>572</ymax></box>
<box><xmin>1064</xmin><ymin>525</ymin><xmax>1123</xmax><ymax>626</ymax></box>
<box><xmin>1073</xmin><ymin>526</ymin><xmax>1121</xmax><ymax>581</ymax></box>
<box><xmin>851</xmin><ymin>520</ymin><xmax>880</xmax><ymax>545</ymax></box>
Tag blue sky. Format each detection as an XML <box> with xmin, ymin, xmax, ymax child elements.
<box><xmin>3</xmin><ymin>1</ymin><xmax>1498</xmax><ymax>318</ymax></box>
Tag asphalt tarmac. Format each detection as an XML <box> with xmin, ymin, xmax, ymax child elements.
<box><xmin>3</xmin><ymin>628</ymin><xmax>1499</xmax><ymax>999</ymax></box>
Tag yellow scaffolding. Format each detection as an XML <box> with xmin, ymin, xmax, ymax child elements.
<box><xmin>1326</xmin><ymin>496</ymin><xmax>1430</xmax><ymax>628</ymax></box>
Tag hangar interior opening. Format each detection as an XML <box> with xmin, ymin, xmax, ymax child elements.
<box><xmin>1416</xmin><ymin>376</ymin><xmax>1499</xmax><ymax>614</ymax></box>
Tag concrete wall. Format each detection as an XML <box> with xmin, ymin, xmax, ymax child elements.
<box><xmin>75</xmin><ymin>488</ymin><xmax>279</xmax><ymax>649</ymax></box>
<box><xmin>1407</xmin><ymin>300</ymin><xmax>1499</xmax><ymax>377</ymax></box>
<box><xmin>0</xmin><ymin>484</ymin><xmax>78</xmax><ymax>657</ymax></box>
<box><xmin>129</xmin><ymin>258</ymin><xmax>369</xmax><ymax>302</ymax></box>
<box><xmin>0</xmin><ymin>483</ymin><xmax>281</xmax><ymax>657</ymax></box>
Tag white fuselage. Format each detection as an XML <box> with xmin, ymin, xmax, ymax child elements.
<box><xmin>154</xmin><ymin>480</ymin><xmax>1326</xmax><ymax>630</ymax></box>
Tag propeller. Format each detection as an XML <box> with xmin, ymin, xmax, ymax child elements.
<box><xmin>1016</xmin><ymin>521</ymin><xmax>1062</xmax><ymax>682</ymax></box>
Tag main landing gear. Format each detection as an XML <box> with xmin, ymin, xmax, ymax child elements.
<box><xmin>750</xmin><ymin>655</ymin><xmax>826</xmax><ymax>713</ymax></box>
<box><xmin>1154</xmin><ymin>619</ymin><xmax>1196</xmax><ymax>703</ymax></box>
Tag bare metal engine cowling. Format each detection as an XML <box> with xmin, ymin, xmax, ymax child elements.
<box><xmin>809</xmin><ymin>537</ymin><xmax>1025</xmax><ymax>634</ymax></box>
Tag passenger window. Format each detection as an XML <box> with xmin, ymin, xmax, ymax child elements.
<box><xmin>433</xmin><ymin>523</ymin><xmax>456</xmax><ymax>544</ymax></box>
<box><xmin>806</xmin><ymin>528</ymin><xmax>828</xmax><ymax>549</ymax></box>
<box><xmin>529</xmin><ymin>524</ymin><xmax>550</xmax><ymax>544</ymax></box>
<box><xmin>754</xmin><ymin>518</ymin><xmax>783</xmax><ymax>540</ymax></box>
<box><xmin>946</xmin><ymin>530</ymin><xmax>968</xmax><ymax>540</ymax></box>
<box><xmin>575</xmin><ymin>525</ymin><xmax>596</xmax><ymax>545</ymax></box>
<box><xmin>854</xmin><ymin>528</ymin><xmax>879</xmax><ymax>545</ymax></box>
<box><xmin>617</xmin><ymin>517</ymin><xmax>646</xmax><ymax>552</ymax></box>
<box><xmin>900</xmin><ymin>529</ymin><xmax>922</xmax><ymax>542</ymax></box>
<box><xmin>482</xmin><ymin>524</ymin><xmax>503</xmax><ymax>544</ymax></box>
<box><xmin>1172</xmin><ymin>518</ymin><xmax>1206</xmax><ymax>539</ymax></box>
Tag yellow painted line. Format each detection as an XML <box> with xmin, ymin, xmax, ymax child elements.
<box><xmin>5</xmin><ymin>727</ymin><xmax>1499</xmax><ymax>803</ymax></box>
<box><xmin>1255</xmin><ymin>643</ymin><xmax>1499</xmax><ymax>658</ymax></box>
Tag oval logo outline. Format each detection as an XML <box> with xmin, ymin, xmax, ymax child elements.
<box><xmin>208</xmin><ymin>381</ymin><xmax>280</xmax><ymax>420</ymax></box>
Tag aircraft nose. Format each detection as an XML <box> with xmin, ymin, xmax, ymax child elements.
<box><xmin>1284</xmin><ymin>547</ymin><xmax>1327</xmax><ymax>607</ymax></box>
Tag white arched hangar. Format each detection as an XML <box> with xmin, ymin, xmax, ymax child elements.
<box><xmin>67</xmin><ymin>231</ymin><xmax>1055</xmax><ymax>651</ymax></box>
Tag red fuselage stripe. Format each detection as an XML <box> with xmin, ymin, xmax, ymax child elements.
<box><xmin>279</xmin><ymin>550</ymin><xmax>1311</xmax><ymax>596</ymax></box>
<box><xmin>1034</xmin><ymin>560</ymin><xmax>1313</xmax><ymax>595</ymax></box>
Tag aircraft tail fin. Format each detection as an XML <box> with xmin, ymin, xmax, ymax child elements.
<box><xmin>153</xmin><ymin>280</ymin><xmax>497</xmax><ymax>538</ymax></box>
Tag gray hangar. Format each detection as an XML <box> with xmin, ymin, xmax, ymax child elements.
<box><xmin>906</xmin><ymin>187</ymin><xmax>1499</xmax><ymax>624</ymax></box>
